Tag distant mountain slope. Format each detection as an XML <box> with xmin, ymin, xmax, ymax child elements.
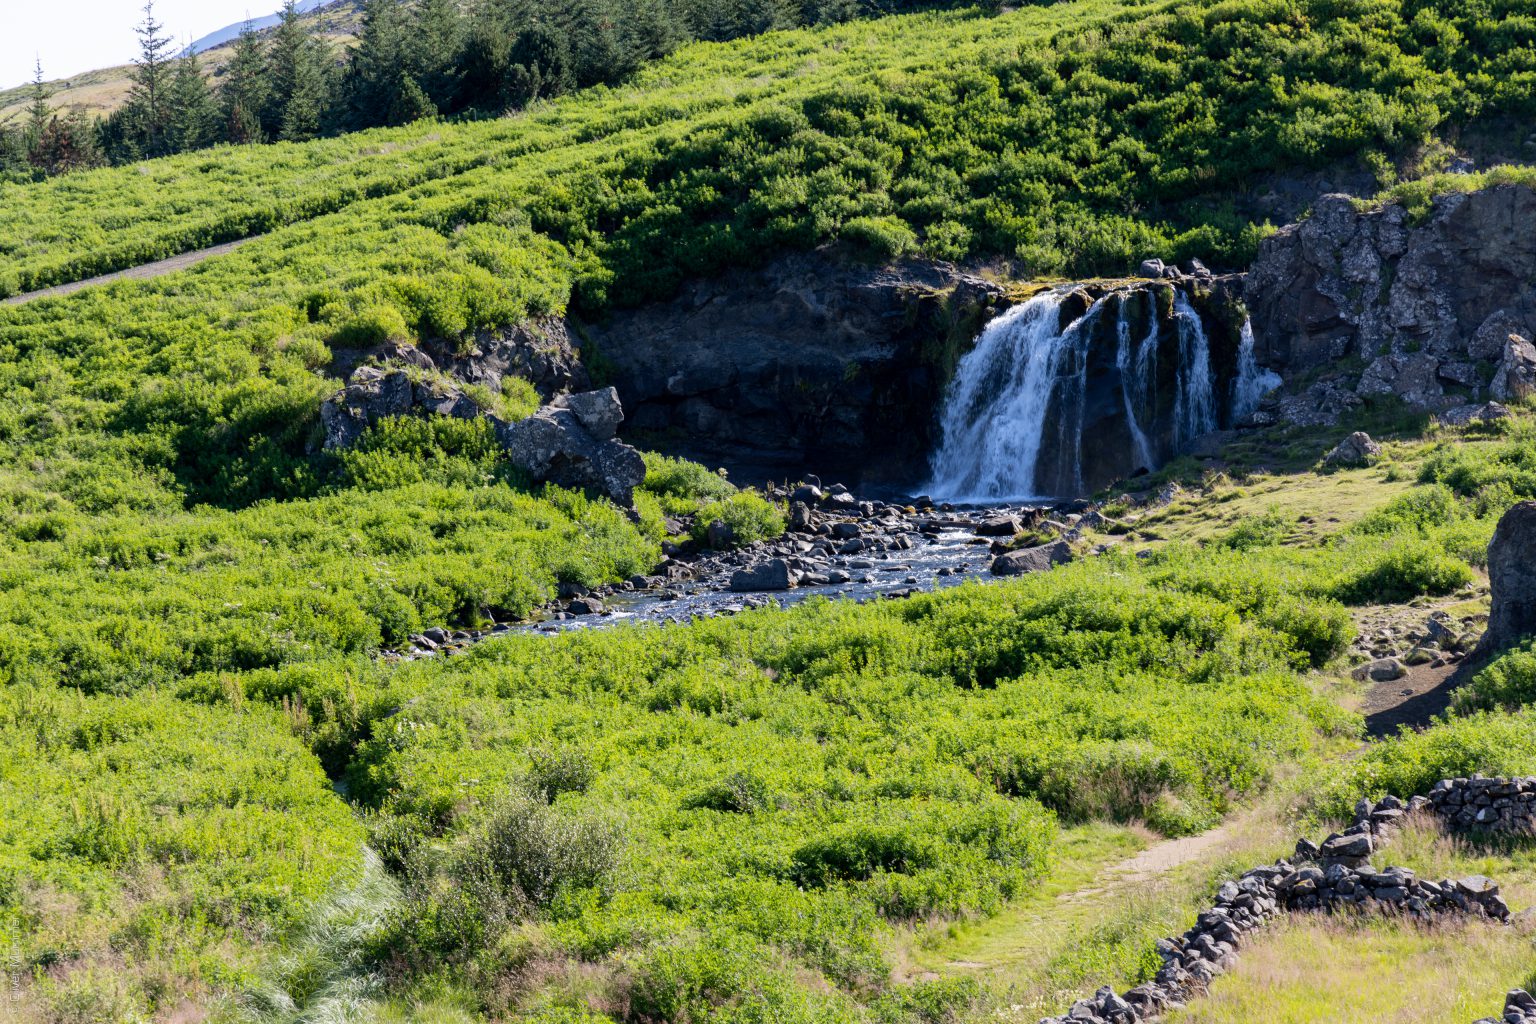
<box><xmin>0</xmin><ymin>0</ymin><xmax>362</xmax><ymax>124</ymax></box>
<box><xmin>180</xmin><ymin>0</ymin><xmax>334</xmax><ymax>57</ymax></box>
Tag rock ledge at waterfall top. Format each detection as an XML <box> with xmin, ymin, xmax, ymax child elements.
<box><xmin>1246</xmin><ymin>184</ymin><xmax>1536</xmax><ymax>425</ymax></box>
<box><xmin>578</xmin><ymin>249</ymin><xmax>1007</xmax><ymax>486</ymax></box>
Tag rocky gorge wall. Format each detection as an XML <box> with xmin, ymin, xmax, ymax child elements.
<box><xmin>1245</xmin><ymin>183</ymin><xmax>1536</xmax><ymax>425</ymax></box>
<box><xmin>574</xmin><ymin>252</ymin><xmax>1007</xmax><ymax>486</ymax></box>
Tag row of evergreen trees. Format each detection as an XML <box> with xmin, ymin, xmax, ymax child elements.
<box><xmin>2</xmin><ymin>0</ymin><xmax>909</xmax><ymax>180</ymax></box>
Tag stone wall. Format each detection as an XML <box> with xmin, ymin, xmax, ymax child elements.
<box><xmin>1038</xmin><ymin>777</ymin><xmax>1536</xmax><ymax>1024</ymax></box>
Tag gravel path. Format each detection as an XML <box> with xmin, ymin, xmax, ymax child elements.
<box><xmin>2</xmin><ymin>237</ymin><xmax>258</xmax><ymax>306</ymax></box>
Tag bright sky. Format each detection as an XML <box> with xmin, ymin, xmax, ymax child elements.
<box><xmin>2</xmin><ymin>1</ymin><xmax>282</xmax><ymax>90</ymax></box>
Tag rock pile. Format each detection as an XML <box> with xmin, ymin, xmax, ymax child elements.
<box><xmin>1038</xmin><ymin>783</ymin><xmax>1524</xmax><ymax>1024</ymax></box>
<box><xmin>1349</xmin><ymin>603</ymin><xmax>1484</xmax><ymax>677</ymax></box>
<box><xmin>1424</xmin><ymin>776</ymin><xmax>1536</xmax><ymax>834</ymax></box>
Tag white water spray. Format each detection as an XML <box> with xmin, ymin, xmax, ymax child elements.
<box><xmin>926</xmin><ymin>291</ymin><xmax>1104</xmax><ymax>502</ymax></box>
<box><xmin>1232</xmin><ymin>319</ymin><xmax>1283</xmax><ymax>421</ymax></box>
<box><xmin>1171</xmin><ymin>290</ymin><xmax>1216</xmax><ymax>445</ymax></box>
<box><xmin>927</xmin><ymin>286</ymin><xmax>1235</xmax><ymax>502</ymax></box>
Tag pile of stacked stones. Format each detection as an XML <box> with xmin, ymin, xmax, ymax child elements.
<box><xmin>1038</xmin><ymin>781</ymin><xmax>1531</xmax><ymax>1024</ymax></box>
<box><xmin>1475</xmin><ymin>990</ymin><xmax>1536</xmax><ymax>1024</ymax></box>
<box><xmin>1423</xmin><ymin>775</ymin><xmax>1536</xmax><ymax>832</ymax></box>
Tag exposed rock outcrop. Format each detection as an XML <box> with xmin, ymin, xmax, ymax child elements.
<box><xmin>1247</xmin><ymin>185</ymin><xmax>1536</xmax><ymax>423</ymax></box>
<box><xmin>578</xmin><ymin>250</ymin><xmax>1007</xmax><ymax>485</ymax></box>
<box><xmin>320</xmin><ymin>366</ymin><xmax>479</xmax><ymax>450</ymax></box>
<box><xmin>1478</xmin><ymin>501</ymin><xmax>1536</xmax><ymax>659</ymax></box>
<box><xmin>320</xmin><ymin>370</ymin><xmax>644</xmax><ymax>506</ymax></box>
<box><xmin>329</xmin><ymin>317</ymin><xmax>588</xmax><ymax>400</ymax></box>
<box><xmin>495</xmin><ymin>388</ymin><xmax>646</xmax><ymax>507</ymax></box>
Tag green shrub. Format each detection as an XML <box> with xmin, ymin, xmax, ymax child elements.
<box><xmin>690</xmin><ymin>492</ymin><xmax>787</xmax><ymax>547</ymax></box>
<box><xmin>1217</xmin><ymin>506</ymin><xmax>1292</xmax><ymax>550</ymax></box>
<box><xmin>463</xmin><ymin>792</ymin><xmax>624</xmax><ymax>912</ymax></box>
<box><xmin>1353</xmin><ymin>484</ymin><xmax>1460</xmax><ymax>535</ymax></box>
<box><xmin>841</xmin><ymin>215</ymin><xmax>918</xmax><ymax>261</ymax></box>
<box><xmin>641</xmin><ymin>452</ymin><xmax>736</xmax><ymax>505</ymax></box>
<box><xmin>526</xmin><ymin>747</ymin><xmax>597</xmax><ymax>803</ymax></box>
<box><xmin>1453</xmin><ymin>642</ymin><xmax>1536</xmax><ymax>714</ymax></box>
<box><xmin>792</xmin><ymin>824</ymin><xmax>934</xmax><ymax>885</ymax></box>
<box><xmin>1327</xmin><ymin>536</ymin><xmax>1474</xmax><ymax>605</ymax></box>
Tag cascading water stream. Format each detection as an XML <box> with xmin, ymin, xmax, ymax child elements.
<box><xmin>925</xmin><ymin>291</ymin><xmax>1105</xmax><ymax>502</ymax></box>
<box><xmin>928</xmin><ymin>284</ymin><xmax>1270</xmax><ymax>502</ymax></box>
<box><xmin>1171</xmin><ymin>290</ymin><xmax>1216</xmax><ymax>446</ymax></box>
<box><xmin>1232</xmin><ymin>318</ymin><xmax>1283</xmax><ymax>421</ymax></box>
<box><xmin>1116</xmin><ymin>298</ymin><xmax>1159</xmax><ymax>474</ymax></box>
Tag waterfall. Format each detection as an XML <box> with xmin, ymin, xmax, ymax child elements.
<box><xmin>1171</xmin><ymin>290</ymin><xmax>1216</xmax><ymax>445</ymax></box>
<box><xmin>927</xmin><ymin>284</ymin><xmax>1239</xmax><ymax>502</ymax></box>
<box><xmin>926</xmin><ymin>291</ymin><xmax>1104</xmax><ymax>502</ymax></box>
<box><xmin>1232</xmin><ymin>319</ymin><xmax>1283</xmax><ymax>421</ymax></box>
<box><xmin>1116</xmin><ymin>297</ymin><xmax>1158</xmax><ymax>474</ymax></box>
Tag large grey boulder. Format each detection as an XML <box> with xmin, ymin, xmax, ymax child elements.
<box><xmin>551</xmin><ymin>386</ymin><xmax>625</xmax><ymax>441</ymax></box>
<box><xmin>1491</xmin><ymin>334</ymin><xmax>1536</xmax><ymax>402</ymax></box>
<box><xmin>729</xmin><ymin>559</ymin><xmax>793</xmax><ymax>592</ymax></box>
<box><xmin>1322</xmin><ymin>431</ymin><xmax>1382</xmax><ymax>468</ymax></box>
<box><xmin>989</xmin><ymin>539</ymin><xmax>1075</xmax><ymax>577</ymax></box>
<box><xmin>495</xmin><ymin>399</ymin><xmax>646</xmax><ymax>507</ymax></box>
<box><xmin>1479</xmin><ymin>502</ymin><xmax>1536</xmax><ymax>658</ymax></box>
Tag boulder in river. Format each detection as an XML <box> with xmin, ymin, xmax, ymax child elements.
<box><xmin>989</xmin><ymin>539</ymin><xmax>1075</xmax><ymax>577</ymax></box>
<box><xmin>730</xmin><ymin>559</ymin><xmax>794</xmax><ymax>593</ymax></box>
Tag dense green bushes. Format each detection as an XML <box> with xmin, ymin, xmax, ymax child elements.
<box><xmin>0</xmin><ymin>687</ymin><xmax>364</xmax><ymax>1003</ymax></box>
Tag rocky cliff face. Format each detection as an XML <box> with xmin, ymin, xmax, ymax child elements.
<box><xmin>576</xmin><ymin>252</ymin><xmax>1005</xmax><ymax>486</ymax></box>
<box><xmin>1246</xmin><ymin>184</ymin><xmax>1536</xmax><ymax>424</ymax></box>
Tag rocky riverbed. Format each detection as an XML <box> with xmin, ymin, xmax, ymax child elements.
<box><xmin>383</xmin><ymin>485</ymin><xmax>1116</xmax><ymax>659</ymax></box>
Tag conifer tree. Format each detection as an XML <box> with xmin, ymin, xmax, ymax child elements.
<box><xmin>344</xmin><ymin>0</ymin><xmax>408</xmax><ymax>129</ymax></box>
<box><xmin>413</xmin><ymin>0</ymin><xmax>464</xmax><ymax>110</ymax></box>
<box><xmin>221</xmin><ymin>23</ymin><xmax>269</xmax><ymax>144</ymax></box>
<box><xmin>124</xmin><ymin>0</ymin><xmax>176</xmax><ymax>157</ymax></box>
<box><xmin>167</xmin><ymin>54</ymin><xmax>219</xmax><ymax>152</ymax></box>
<box><xmin>264</xmin><ymin>1</ymin><xmax>333</xmax><ymax>141</ymax></box>
<box><xmin>25</xmin><ymin>59</ymin><xmax>51</xmax><ymax>153</ymax></box>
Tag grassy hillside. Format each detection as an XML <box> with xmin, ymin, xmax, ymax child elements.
<box><xmin>4</xmin><ymin>0</ymin><xmax>1536</xmax><ymax>1020</ymax></box>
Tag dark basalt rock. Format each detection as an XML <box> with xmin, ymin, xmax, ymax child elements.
<box><xmin>1479</xmin><ymin>501</ymin><xmax>1536</xmax><ymax>659</ymax></box>
<box><xmin>578</xmin><ymin>250</ymin><xmax>1008</xmax><ymax>487</ymax></box>
<box><xmin>1246</xmin><ymin>185</ymin><xmax>1536</xmax><ymax>424</ymax></box>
